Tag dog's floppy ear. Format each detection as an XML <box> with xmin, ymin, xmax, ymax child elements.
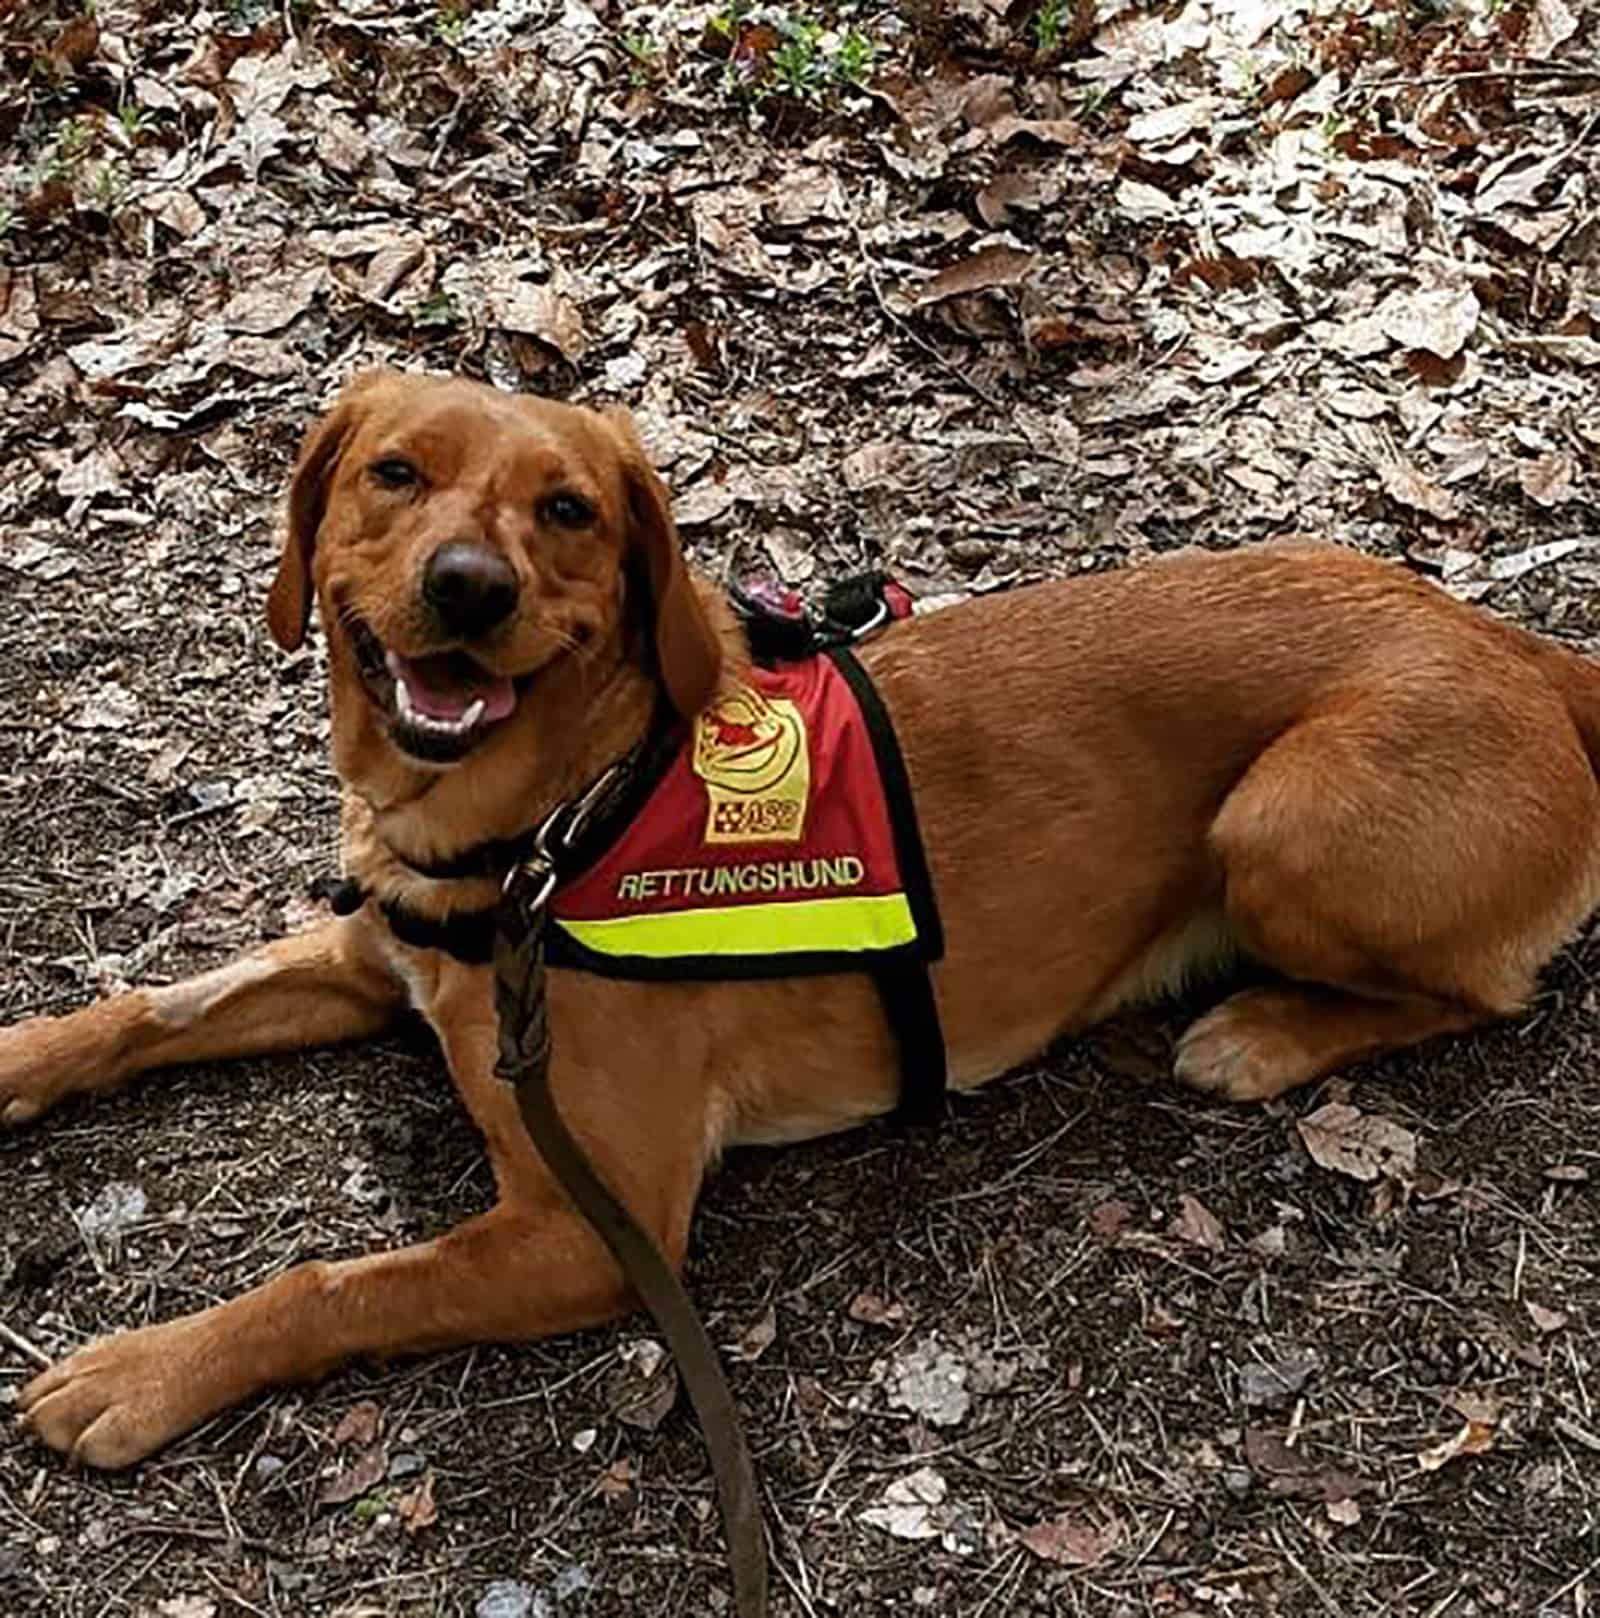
<box><xmin>603</xmin><ymin>409</ymin><xmax>722</xmax><ymax>718</ymax></box>
<box><xmin>267</xmin><ymin>370</ymin><xmax>390</xmax><ymax>652</ymax></box>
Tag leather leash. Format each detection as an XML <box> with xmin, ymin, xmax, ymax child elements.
<box><xmin>491</xmin><ymin>784</ymin><xmax>768</xmax><ymax>1618</ymax></box>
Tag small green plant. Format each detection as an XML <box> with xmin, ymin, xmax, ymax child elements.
<box><xmin>833</xmin><ymin>25</ymin><xmax>874</xmax><ymax>86</ymax></box>
<box><xmin>1034</xmin><ymin>0</ymin><xmax>1068</xmax><ymax>50</ymax></box>
<box><xmin>434</xmin><ymin>3</ymin><xmax>466</xmax><ymax>45</ymax></box>
<box><xmin>414</xmin><ymin>290</ymin><xmax>460</xmax><ymax>328</ymax></box>
<box><xmin>117</xmin><ymin>102</ymin><xmax>151</xmax><ymax>141</ymax></box>
<box><xmin>41</xmin><ymin>115</ymin><xmax>96</xmax><ymax>183</ymax></box>
<box><xmin>1077</xmin><ymin>81</ymin><xmax>1107</xmax><ymax>120</ymax></box>
<box><xmin>769</xmin><ymin>17</ymin><xmax>826</xmax><ymax>100</ymax></box>
<box><xmin>621</xmin><ymin>29</ymin><xmax>661</xmax><ymax>83</ymax></box>
<box><xmin>709</xmin><ymin>0</ymin><xmax>755</xmax><ymax>37</ymax></box>
<box><xmin>90</xmin><ymin>160</ymin><xmax>127</xmax><ymax>209</ymax></box>
<box><xmin>714</xmin><ymin>7</ymin><xmax>881</xmax><ymax>107</ymax></box>
<box><xmin>57</xmin><ymin>117</ymin><xmax>94</xmax><ymax>162</ymax></box>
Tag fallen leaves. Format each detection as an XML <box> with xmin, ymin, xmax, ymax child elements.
<box><xmin>1379</xmin><ymin>457</ymin><xmax>1461</xmax><ymax>523</ymax></box>
<box><xmin>859</xmin><ymin>1466</ymin><xmax>949</xmax><ymax>1541</ymax></box>
<box><xmin>1417</xmin><ymin>1392</ymin><xmax>1503</xmax><ymax>1472</ymax></box>
<box><xmin>883</xmin><ymin>1336</ymin><xmax>972</xmax><ymax>1428</ymax></box>
<box><xmin>848</xmin><ymin>1290</ymin><xmax>909</xmax><ymax>1329</ymax></box>
<box><xmin>1244</xmin><ymin>1427</ymin><xmax>1371</xmax><ymax>1503</ymax></box>
<box><xmin>1017</xmin><ymin>1510</ymin><xmax>1122</xmax><ymax>1567</ymax></box>
<box><xmin>1239</xmin><ymin>1352</ymin><xmax>1319</xmax><ymax>1409</ymax></box>
<box><xmin>902</xmin><ymin>245</ymin><xmax>1037</xmax><ymax>310</ymax></box>
<box><xmin>1171</xmin><ymin>1193</ymin><xmax>1226</xmax><ymax>1253</ymax></box>
<box><xmin>1298</xmin><ymin>1102</ymin><xmax>1418</xmax><ymax>1184</ymax></box>
<box><xmin>1377</xmin><ymin>286</ymin><xmax>1480</xmax><ymax>361</ymax></box>
<box><xmin>395</xmin><ymin>1472</ymin><xmax>438</xmax><ymax>1535</ymax></box>
<box><xmin>608</xmin><ymin>1338</ymin><xmax>679</xmax><ymax>1432</ymax></box>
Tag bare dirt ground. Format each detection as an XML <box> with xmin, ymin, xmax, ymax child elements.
<box><xmin>2</xmin><ymin>0</ymin><xmax>1599</xmax><ymax>1613</ymax></box>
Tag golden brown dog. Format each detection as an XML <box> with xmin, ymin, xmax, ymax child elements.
<box><xmin>9</xmin><ymin>369</ymin><xmax>1600</xmax><ymax>1467</ymax></box>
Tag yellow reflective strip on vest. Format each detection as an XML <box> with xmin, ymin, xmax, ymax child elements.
<box><xmin>554</xmin><ymin>894</ymin><xmax>918</xmax><ymax>959</ymax></box>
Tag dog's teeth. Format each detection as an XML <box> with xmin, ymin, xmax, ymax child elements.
<box><xmin>461</xmin><ymin>698</ymin><xmax>485</xmax><ymax>729</ymax></box>
<box><xmin>395</xmin><ymin>679</ymin><xmax>414</xmax><ymax>720</ymax></box>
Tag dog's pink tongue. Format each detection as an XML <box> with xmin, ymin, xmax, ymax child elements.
<box><xmin>393</xmin><ymin>652</ymin><xmax>516</xmax><ymax>723</ymax></box>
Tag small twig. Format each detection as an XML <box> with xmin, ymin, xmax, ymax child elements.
<box><xmin>428</xmin><ymin>90</ymin><xmax>470</xmax><ymax>171</ymax></box>
<box><xmin>1554</xmin><ymin>1414</ymin><xmax>1600</xmax><ymax>1453</ymax></box>
<box><xmin>843</xmin><ymin>191</ymin><xmax>1007</xmax><ymax>412</ymax></box>
<box><xmin>0</xmin><ymin>1318</ymin><xmax>52</xmax><ymax>1370</ymax></box>
<box><xmin>1340</xmin><ymin>64</ymin><xmax>1600</xmax><ymax>102</ymax></box>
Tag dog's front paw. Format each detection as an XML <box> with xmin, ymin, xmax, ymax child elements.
<box><xmin>18</xmin><ymin>1321</ymin><xmax>235</xmax><ymax>1467</ymax></box>
<box><xmin>0</xmin><ymin>1019</ymin><xmax>71</xmax><ymax>1127</ymax></box>
<box><xmin>1173</xmin><ymin>990</ymin><xmax>1319</xmax><ymax>1103</ymax></box>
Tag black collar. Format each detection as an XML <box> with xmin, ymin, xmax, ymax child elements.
<box><xmin>313</xmin><ymin>711</ymin><xmax>682</xmax><ymax>966</ymax></box>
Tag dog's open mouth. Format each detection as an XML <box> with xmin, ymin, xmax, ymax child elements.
<box><xmin>348</xmin><ymin>617</ymin><xmax>518</xmax><ymax>764</ymax></box>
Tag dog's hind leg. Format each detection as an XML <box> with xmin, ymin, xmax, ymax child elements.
<box><xmin>0</xmin><ymin>916</ymin><xmax>403</xmax><ymax>1126</ymax></box>
<box><xmin>1174</xmin><ymin>679</ymin><xmax>1600</xmax><ymax>1102</ymax></box>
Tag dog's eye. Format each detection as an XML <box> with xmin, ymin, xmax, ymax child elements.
<box><xmin>542</xmin><ymin>492</ymin><xmax>595</xmax><ymax>529</ymax></box>
<box><xmin>370</xmin><ymin>458</ymin><xmax>419</xmax><ymax>491</ymax></box>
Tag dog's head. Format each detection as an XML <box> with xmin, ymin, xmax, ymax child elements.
<box><xmin>268</xmin><ymin>370</ymin><xmax>722</xmax><ymax>775</ymax></box>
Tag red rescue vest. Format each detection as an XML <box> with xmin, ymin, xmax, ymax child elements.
<box><xmin>546</xmin><ymin>651</ymin><xmax>942</xmax><ymax>981</ymax></box>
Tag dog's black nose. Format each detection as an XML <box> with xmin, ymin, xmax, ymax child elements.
<box><xmin>422</xmin><ymin>542</ymin><xmax>519</xmax><ymax>636</ymax></box>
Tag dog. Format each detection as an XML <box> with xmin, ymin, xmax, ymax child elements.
<box><xmin>8</xmin><ymin>368</ymin><xmax>1600</xmax><ymax>1469</ymax></box>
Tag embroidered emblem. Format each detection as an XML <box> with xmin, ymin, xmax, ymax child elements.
<box><xmin>693</xmin><ymin>683</ymin><xmax>810</xmax><ymax>845</ymax></box>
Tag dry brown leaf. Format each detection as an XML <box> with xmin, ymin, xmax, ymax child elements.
<box><xmin>986</xmin><ymin>116</ymin><xmax>1083</xmax><ymax>149</ymax></box>
<box><xmin>318</xmin><ymin>1443</ymin><xmax>388</xmax><ymax>1505</ymax></box>
<box><xmin>1298</xmin><ymin>1102</ymin><xmax>1418</xmax><ymax>1182</ymax></box>
<box><xmin>143</xmin><ymin>189</ymin><xmax>207</xmax><ymax>239</ymax></box>
<box><xmin>396</xmin><ymin>1471</ymin><xmax>438</xmax><ymax>1534</ymax></box>
<box><xmin>1325</xmin><ymin>1496</ymin><xmax>1362</xmax><ymax>1527</ymax></box>
<box><xmin>1417</xmin><ymin>1419</ymin><xmax>1496</xmax><ymax>1472</ymax></box>
<box><xmin>1089</xmin><ymin>1198</ymin><xmax>1134</xmax><ymax>1241</ymax></box>
<box><xmin>848</xmin><ymin>1291</ymin><xmax>909</xmax><ymax>1329</ymax></box>
<box><xmin>333</xmin><ymin>1400</ymin><xmax>382</xmax><ymax>1447</ymax></box>
<box><xmin>1449</xmin><ymin>1390</ymin><xmax>1504</xmax><ymax>1426</ymax></box>
<box><xmin>1377</xmin><ymin>287</ymin><xmax>1479</xmax><ymax>361</ymax></box>
<box><xmin>362</xmin><ymin>241</ymin><xmax>429</xmax><ymax>306</ymax></box>
<box><xmin>0</xmin><ymin>267</ymin><xmax>39</xmax><ymax>365</ymax></box>
<box><xmin>595</xmin><ymin>1457</ymin><xmax>636</xmax><ymax>1500</ymax></box>
<box><xmin>1018</xmin><ymin>1511</ymin><xmax>1122</xmax><ymax>1566</ymax></box>
<box><xmin>1526</xmin><ymin>1301</ymin><xmax>1569</xmax><ymax>1334</ymax></box>
<box><xmin>494</xmin><ymin>284</ymin><xmax>588</xmax><ymax>361</ymax></box>
<box><xmin>1126</xmin><ymin>99</ymin><xmax>1214</xmax><ymax>147</ymax></box>
<box><xmin>1519</xmin><ymin>452</ymin><xmax>1577</xmax><ymax>508</ymax></box>
<box><xmin>859</xmin><ymin>1466</ymin><xmax>949</xmax><ymax>1541</ymax></box>
<box><xmin>609</xmin><ymin>1339</ymin><xmax>679</xmax><ymax>1432</ymax></box>
<box><xmin>220</xmin><ymin>269</ymin><xmax>323</xmax><ymax>336</ymax></box>
<box><xmin>727</xmin><ymin>1304</ymin><xmax>778</xmax><ymax>1363</ymax></box>
<box><xmin>911</xmin><ymin>246</ymin><xmax>1036</xmax><ymax>308</ymax></box>
<box><xmin>1379</xmin><ymin>458</ymin><xmax>1461</xmax><ymax>522</ymax></box>
<box><xmin>1171</xmin><ymin>1193</ymin><xmax>1226</xmax><ymax>1252</ymax></box>
<box><xmin>1527</xmin><ymin>0</ymin><xmax>1579</xmax><ymax>54</ymax></box>
<box><xmin>154</xmin><ymin>1599</ymin><xmax>217</xmax><ymax>1618</ymax></box>
<box><xmin>1244</xmin><ymin>1427</ymin><xmax>1370</xmax><ymax>1502</ymax></box>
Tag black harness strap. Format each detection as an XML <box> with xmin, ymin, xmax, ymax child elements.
<box><xmin>381</xmin><ymin>899</ymin><xmax>495</xmax><ymax>964</ymax></box>
<box><xmin>828</xmin><ymin>646</ymin><xmax>947</xmax><ymax>1124</ymax></box>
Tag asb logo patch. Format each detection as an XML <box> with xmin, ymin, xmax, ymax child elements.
<box><xmin>692</xmin><ymin>683</ymin><xmax>810</xmax><ymax>845</ymax></box>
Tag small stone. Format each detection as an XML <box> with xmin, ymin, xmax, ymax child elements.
<box><xmin>1223</xmin><ymin>1468</ymin><xmax>1253</xmax><ymax>1497</ymax></box>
